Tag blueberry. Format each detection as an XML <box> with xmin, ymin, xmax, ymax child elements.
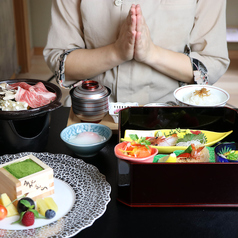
<box><xmin>45</xmin><ymin>209</ymin><xmax>56</xmax><ymax>219</ymax></box>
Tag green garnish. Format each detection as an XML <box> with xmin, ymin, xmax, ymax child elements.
<box><xmin>176</xmin><ymin>133</ymin><xmax>207</xmax><ymax>144</ymax></box>
<box><xmin>129</xmin><ymin>134</ymin><xmax>151</xmax><ymax>149</ymax></box>
<box><xmin>12</xmin><ymin>199</ymin><xmax>43</xmax><ymax>224</ymax></box>
<box><xmin>182</xmin><ymin>145</ymin><xmax>193</xmax><ymax>154</ymax></box>
<box><xmin>218</xmin><ymin>146</ymin><xmax>238</xmax><ymax>161</ymax></box>
<box><xmin>164</xmin><ymin>128</ymin><xmax>185</xmax><ymax>137</ymax></box>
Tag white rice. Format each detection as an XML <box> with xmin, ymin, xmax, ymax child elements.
<box><xmin>184</xmin><ymin>90</ymin><xmax>220</xmax><ymax>106</ymax></box>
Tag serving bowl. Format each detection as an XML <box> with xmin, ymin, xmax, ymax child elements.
<box><xmin>214</xmin><ymin>142</ymin><xmax>238</xmax><ymax>163</ymax></box>
<box><xmin>70</xmin><ymin>80</ymin><xmax>111</xmax><ymax>123</ymax></box>
<box><xmin>114</xmin><ymin>141</ymin><xmax>158</xmax><ymax>163</ymax></box>
<box><xmin>0</xmin><ymin>78</ymin><xmax>62</xmax><ymax>120</ymax></box>
<box><xmin>174</xmin><ymin>84</ymin><xmax>229</xmax><ymax>107</ymax></box>
<box><xmin>60</xmin><ymin>123</ymin><xmax>112</xmax><ymax>157</ymax></box>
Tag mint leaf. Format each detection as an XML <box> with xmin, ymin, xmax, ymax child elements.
<box><xmin>29</xmin><ymin>208</ymin><xmax>44</xmax><ymax>218</ymax></box>
<box><xmin>20</xmin><ymin>200</ymin><xmax>31</xmax><ymax>208</ymax></box>
<box><xmin>12</xmin><ymin>211</ymin><xmax>26</xmax><ymax>224</ymax></box>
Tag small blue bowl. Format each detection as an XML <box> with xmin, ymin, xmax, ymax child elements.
<box><xmin>60</xmin><ymin>123</ymin><xmax>112</xmax><ymax>157</ymax></box>
<box><xmin>214</xmin><ymin>142</ymin><xmax>238</xmax><ymax>163</ymax></box>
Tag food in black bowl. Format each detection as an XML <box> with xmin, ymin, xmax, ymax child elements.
<box><xmin>0</xmin><ymin>78</ymin><xmax>62</xmax><ymax>153</ymax></box>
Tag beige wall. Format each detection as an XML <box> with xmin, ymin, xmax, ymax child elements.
<box><xmin>28</xmin><ymin>0</ymin><xmax>52</xmax><ymax>48</ymax></box>
<box><xmin>28</xmin><ymin>0</ymin><xmax>238</xmax><ymax>49</ymax></box>
<box><xmin>227</xmin><ymin>0</ymin><xmax>238</xmax><ymax>27</ymax></box>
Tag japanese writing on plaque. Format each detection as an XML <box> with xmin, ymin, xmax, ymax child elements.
<box><xmin>23</xmin><ymin>180</ymin><xmax>48</xmax><ymax>191</ymax></box>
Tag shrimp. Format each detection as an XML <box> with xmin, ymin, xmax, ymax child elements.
<box><xmin>177</xmin><ymin>144</ymin><xmax>210</xmax><ymax>162</ymax></box>
<box><xmin>147</xmin><ymin>134</ymin><xmax>178</xmax><ymax>146</ymax></box>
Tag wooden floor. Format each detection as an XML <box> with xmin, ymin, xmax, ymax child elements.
<box><xmin>16</xmin><ymin>53</ymin><xmax>238</xmax><ymax>107</ymax></box>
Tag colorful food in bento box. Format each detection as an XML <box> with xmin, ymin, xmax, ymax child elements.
<box><xmin>0</xmin><ymin>82</ymin><xmax>56</xmax><ymax>111</ymax></box>
<box><xmin>147</xmin><ymin>129</ymin><xmax>207</xmax><ymax>147</ymax></box>
<box><xmin>123</xmin><ymin>129</ymin><xmax>233</xmax><ymax>154</ymax></box>
<box><xmin>120</xmin><ymin>135</ymin><xmax>152</xmax><ymax>158</ymax></box>
<box><xmin>215</xmin><ymin>142</ymin><xmax>238</xmax><ymax>162</ymax></box>
<box><xmin>114</xmin><ymin>135</ymin><xmax>158</xmax><ymax>163</ymax></box>
<box><xmin>176</xmin><ymin>144</ymin><xmax>210</xmax><ymax>162</ymax></box>
<box><xmin>157</xmin><ymin>144</ymin><xmax>210</xmax><ymax>163</ymax></box>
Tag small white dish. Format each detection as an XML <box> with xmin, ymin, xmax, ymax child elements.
<box><xmin>109</xmin><ymin>102</ymin><xmax>139</xmax><ymax>123</ymax></box>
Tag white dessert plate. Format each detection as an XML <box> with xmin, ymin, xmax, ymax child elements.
<box><xmin>0</xmin><ymin>152</ymin><xmax>111</xmax><ymax>238</ymax></box>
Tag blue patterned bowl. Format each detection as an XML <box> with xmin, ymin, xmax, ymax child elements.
<box><xmin>214</xmin><ymin>142</ymin><xmax>238</xmax><ymax>163</ymax></box>
<box><xmin>60</xmin><ymin>123</ymin><xmax>112</xmax><ymax>157</ymax></box>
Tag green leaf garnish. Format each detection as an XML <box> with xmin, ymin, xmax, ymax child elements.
<box><xmin>182</xmin><ymin>145</ymin><xmax>193</xmax><ymax>154</ymax></box>
<box><xmin>176</xmin><ymin>133</ymin><xmax>207</xmax><ymax>144</ymax></box>
<box><xmin>20</xmin><ymin>199</ymin><xmax>31</xmax><ymax>208</ymax></box>
<box><xmin>12</xmin><ymin>211</ymin><xmax>26</xmax><ymax>224</ymax></box>
<box><xmin>129</xmin><ymin>134</ymin><xmax>151</xmax><ymax>149</ymax></box>
<box><xmin>29</xmin><ymin>208</ymin><xmax>43</xmax><ymax>218</ymax></box>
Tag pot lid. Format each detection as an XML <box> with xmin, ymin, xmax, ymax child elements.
<box><xmin>73</xmin><ymin>80</ymin><xmax>109</xmax><ymax>100</ymax></box>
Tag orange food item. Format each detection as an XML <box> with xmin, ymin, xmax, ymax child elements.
<box><xmin>121</xmin><ymin>142</ymin><xmax>152</xmax><ymax>158</ymax></box>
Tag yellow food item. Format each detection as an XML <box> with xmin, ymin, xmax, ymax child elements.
<box><xmin>37</xmin><ymin>197</ymin><xmax>58</xmax><ymax>216</ymax></box>
<box><xmin>44</xmin><ymin>197</ymin><xmax>58</xmax><ymax>212</ymax></box>
<box><xmin>166</xmin><ymin>153</ymin><xmax>177</xmax><ymax>163</ymax></box>
<box><xmin>0</xmin><ymin>193</ymin><xmax>18</xmax><ymax>217</ymax></box>
<box><xmin>36</xmin><ymin>198</ymin><xmax>49</xmax><ymax>216</ymax></box>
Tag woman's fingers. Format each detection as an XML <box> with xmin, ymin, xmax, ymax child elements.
<box><xmin>114</xmin><ymin>5</ymin><xmax>137</xmax><ymax>62</ymax></box>
<box><xmin>134</xmin><ymin>4</ymin><xmax>153</xmax><ymax>63</ymax></box>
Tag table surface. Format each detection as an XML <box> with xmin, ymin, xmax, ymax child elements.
<box><xmin>1</xmin><ymin>107</ymin><xmax>238</xmax><ymax>238</ymax></box>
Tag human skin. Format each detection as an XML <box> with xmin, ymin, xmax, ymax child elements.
<box><xmin>65</xmin><ymin>4</ymin><xmax>193</xmax><ymax>83</ymax></box>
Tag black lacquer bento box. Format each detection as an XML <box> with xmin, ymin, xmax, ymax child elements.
<box><xmin>117</xmin><ymin>106</ymin><xmax>238</xmax><ymax>207</ymax></box>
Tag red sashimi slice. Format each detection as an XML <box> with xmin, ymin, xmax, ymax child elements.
<box><xmin>12</xmin><ymin>82</ymin><xmax>57</xmax><ymax>108</ymax></box>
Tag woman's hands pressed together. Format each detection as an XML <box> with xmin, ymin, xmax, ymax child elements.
<box><xmin>115</xmin><ymin>4</ymin><xmax>154</xmax><ymax>64</ymax></box>
<box><xmin>65</xmin><ymin>4</ymin><xmax>193</xmax><ymax>83</ymax></box>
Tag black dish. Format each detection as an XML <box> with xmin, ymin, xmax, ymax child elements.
<box><xmin>0</xmin><ymin>78</ymin><xmax>62</xmax><ymax>120</ymax></box>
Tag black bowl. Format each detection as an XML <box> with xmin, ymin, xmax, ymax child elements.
<box><xmin>0</xmin><ymin>78</ymin><xmax>62</xmax><ymax>153</ymax></box>
<box><xmin>0</xmin><ymin>78</ymin><xmax>62</xmax><ymax>120</ymax></box>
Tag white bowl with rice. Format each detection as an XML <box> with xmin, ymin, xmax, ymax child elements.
<box><xmin>174</xmin><ymin>85</ymin><xmax>229</xmax><ymax>107</ymax></box>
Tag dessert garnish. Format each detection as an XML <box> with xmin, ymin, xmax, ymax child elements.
<box><xmin>36</xmin><ymin>197</ymin><xmax>57</xmax><ymax>219</ymax></box>
<box><xmin>12</xmin><ymin>197</ymin><xmax>43</xmax><ymax>226</ymax></box>
<box><xmin>0</xmin><ymin>193</ymin><xmax>28</xmax><ymax>221</ymax></box>
<box><xmin>0</xmin><ymin>205</ymin><xmax>7</xmax><ymax>220</ymax></box>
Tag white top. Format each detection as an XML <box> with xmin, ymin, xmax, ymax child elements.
<box><xmin>44</xmin><ymin>0</ymin><xmax>230</xmax><ymax>104</ymax></box>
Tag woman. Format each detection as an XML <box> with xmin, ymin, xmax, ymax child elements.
<box><xmin>44</xmin><ymin>0</ymin><xmax>229</xmax><ymax>105</ymax></box>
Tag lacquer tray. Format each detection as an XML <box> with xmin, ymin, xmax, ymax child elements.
<box><xmin>117</xmin><ymin>106</ymin><xmax>238</xmax><ymax>207</ymax></box>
